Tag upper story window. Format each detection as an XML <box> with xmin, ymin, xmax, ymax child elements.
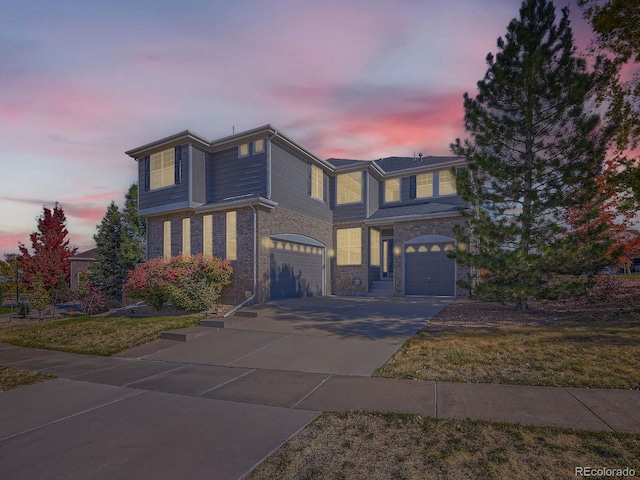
<box><xmin>439</xmin><ymin>170</ymin><xmax>456</xmax><ymax>195</ymax></box>
<box><xmin>311</xmin><ymin>165</ymin><xmax>323</xmax><ymax>200</ymax></box>
<box><xmin>254</xmin><ymin>139</ymin><xmax>265</xmax><ymax>154</ymax></box>
<box><xmin>384</xmin><ymin>178</ymin><xmax>400</xmax><ymax>203</ymax></box>
<box><xmin>416</xmin><ymin>173</ymin><xmax>433</xmax><ymax>198</ymax></box>
<box><xmin>150</xmin><ymin>148</ymin><xmax>175</xmax><ymax>190</ymax></box>
<box><xmin>239</xmin><ymin>143</ymin><xmax>249</xmax><ymax>157</ymax></box>
<box><xmin>336</xmin><ymin>171</ymin><xmax>362</xmax><ymax>205</ymax></box>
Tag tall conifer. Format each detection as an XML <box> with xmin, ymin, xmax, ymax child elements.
<box><xmin>451</xmin><ymin>0</ymin><xmax>612</xmax><ymax>309</ymax></box>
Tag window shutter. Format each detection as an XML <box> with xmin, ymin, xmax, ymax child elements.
<box><xmin>144</xmin><ymin>156</ymin><xmax>150</xmax><ymax>191</ymax></box>
<box><xmin>174</xmin><ymin>146</ymin><xmax>181</xmax><ymax>184</ymax></box>
<box><xmin>323</xmin><ymin>172</ymin><xmax>328</xmax><ymax>202</ymax></box>
<box><xmin>409</xmin><ymin>176</ymin><xmax>416</xmax><ymax>199</ymax></box>
<box><xmin>307</xmin><ymin>163</ymin><xmax>312</xmax><ymax>196</ymax></box>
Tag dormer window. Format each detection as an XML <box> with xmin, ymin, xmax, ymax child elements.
<box><xmin>150</xmin><ymin>148</ymin><xmax>175</xmax><ymax>190</ymax></box>
<box><xmin>439</xmin><ymin>170</ymin><xmax>456</xmax><ymax>195</ymax></box>
<box><xmin>336</xmin><ymin>171</ymin><xmax>362</xmax><ymax>205</ymax></box>
<box><xmin>384</xmin><ymin>179</ymin><xmax>400</xmax><ymax>203</ymax></box>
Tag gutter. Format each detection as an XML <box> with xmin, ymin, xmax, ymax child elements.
<box><xmin>224</xmin><ymin>203</ymin><xmax>258</xmax><ymax>318</ymax></box>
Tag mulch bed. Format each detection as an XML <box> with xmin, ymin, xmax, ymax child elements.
<box><xmin>428</xmin><ymin>283</ymin><xmax>640</xmax><ymax>329</ymax></box>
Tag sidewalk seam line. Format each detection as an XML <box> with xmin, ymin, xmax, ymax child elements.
<box><xmin>225</xmin><ymin>334</ymin><xmax>292</xmax><ymax>366</ymax></box>
<box><xmin>434</xmin><ymin>381</ymin><xmax>438</xmax><ymax>419</ymax></box>
<box><xmin>121</xmin><ymin>364</ymin><xmax>189</xmax><ymax>387</ymax></box>
<box><xmin>0</xmin><ymin>388</ymin><xmax>145</xmax><ymax>444</ymax></box>
<box><xmin>562</xmin><ymin>387</ymin><xmax>616</xmax><ymax>432</ymax></box>
<box><xmin>291</xmin><ymin>375</ymin><xmax>333</xmax><ymax>409</ymax></box>
<box><xmin>197</xmin><ymin>369</ymin><xmax>256</xmax><ymax>397</ymax></box>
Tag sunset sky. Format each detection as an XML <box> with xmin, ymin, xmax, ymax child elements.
<box><xmin>0</xmin><ymin>0</ymin><xmax>594</xmax><ymax>258</ymax></box>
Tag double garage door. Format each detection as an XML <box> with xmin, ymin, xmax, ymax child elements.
<box><xmin>269</xmin><ymin>234</ymin><xmax>325</xmax><ymax>299</ymax></box>
<box><xmin>404</xmin><ymin>235</ymin><xmax>456</xmax><ymax>296</ymax></box>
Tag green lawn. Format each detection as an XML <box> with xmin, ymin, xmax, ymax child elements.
<box><xmin>0</xmin><ymin>307</ymin><xmax>13</xmax><ymax>315</ymax></box>
<box><xmin>376</xmin><ymin>310</ymin><xmax>640</xmax><ymax>389</ymax></box>
<box><xmin>0</xmin><ymin>315</ymin><xmax>201</xmax><ymax>356</ymax></box>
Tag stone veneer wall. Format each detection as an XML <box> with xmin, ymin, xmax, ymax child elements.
<box><xmin>393</xmin><ymin>215</ymin><xmax>470</xmax><ymax>297</ymax></box>
<box><xmin>256</xmin><ymin>207</ymin><xmax>333</xmax><ymax>303</ymax></box>
<box><xmin>331</xmin><ymin>222</ymin><xmax>369</xmax><ymax>296</ymax></box>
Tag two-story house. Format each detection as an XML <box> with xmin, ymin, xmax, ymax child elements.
<box><xmin>125</xmin><ymin>125</ymin><xmax>470</xmax><ymax>305</ymax></box>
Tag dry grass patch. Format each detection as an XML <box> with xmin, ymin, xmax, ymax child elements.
<box><xmin>248</xmin><ymin>413</ymin><xmax>640</xmax><ymax>480</ymax></box>
<box><xmin>0</xmin><ymin>315</ymin><xmax>201</xmax><ymax>356</ymax></box>
<box><xmin>376</xmin><ymin>311</ymin><xmax>640</xmax><ymax>389</ymax></box>
<box><xmin>0</xmin><ymin>366</ymin><xmax>55</xmax><ymax>392</ymax></box>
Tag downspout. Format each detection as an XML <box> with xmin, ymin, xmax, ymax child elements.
<box><xmin>224</xmin><ymin>203</ymin><xmax>258</xmax><ymax>317</ymax></box>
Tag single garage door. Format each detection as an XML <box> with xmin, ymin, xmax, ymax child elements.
<box><xmin>270</xmin><ymin>234</ymin><xmax>325</xmax><ymax>299</ymax></box>
<box><xmin>404</xmin><ymin>235</ymin><xmax>456</xmax><ymax>296</ymax></box>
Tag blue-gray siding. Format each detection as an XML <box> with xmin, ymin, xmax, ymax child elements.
<box><xmin>207</xmin><ymin>146</ymin><xmax>267</xmax><ymax>203</ymax></box>
<box><xmin>367</xmin><ymin>172</ymin><xmax>379</xmax><ymax>217</ymax></box>
<box><xmin>270</xmin><ymin>143</ymin><xmax>332</xmax><ymax>223</ymax></box>
<box><xmin>138</xmin><ymin>144</ymin><xmax>189</xmax><ymax>213</ymax></box>
<box><xmin>191</xmin><ymin>146</ymin><xmax>206</xmax><ymax>204</ymax></box>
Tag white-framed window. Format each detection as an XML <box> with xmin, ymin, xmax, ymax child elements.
<box><xmin>163</xmin><ymin>220</ymin><xmax>171</xmax><ymax>259</ymax></box>
<box><xmin>254</xmin><ymin>139</ymin><xmax>265</xmax><ymax>154</ymax></box>
<box><xmin>226</xmin><ymin>211</ymin><xmax>237</xmax><ymax>260</ymax></box>
<box><xmin>202</xmin><ymin>215</ymin><xmax>213</xmax><ymax>256</ymax></box>
<box><xmin>369</xmin><ymin>228</ymin><xmax>380</xmax><ymax>267</ymax></box>
<box><xmin>182</xmin><ymin>218</ymin><xmax>191</xmax><ymax>256</ymax></box>
<box><xmin>239</xmin><ymin>143</ymin><xmax>249</xmax><ymax>157</ymax></box>
<box><xmin>311</xmin><ymin>164</ymin><xmax>323</xmax><ymax>200</ymax></box>
<box><xmin>336</xmin><ymin>172</ymin><xmax>362</xmax><ymax>205</ymax></box>
<box><xmin>150</xmin><ymin>148</ymin><xmax>175</xmax><ymax>190</ymax></box>
<box><xmin>337</xmin><ymin>228</ymin><xmax>362</xmax><ymax>265</ymax></box>
<box><xmin>416</xmin><ymin>173</ymin><xmax>433</xmax><ymax>198</ymax></box>
<box><xmin>384</xmin><ymin>178</ymin><xmax>400</xmax><ymax>203</ymax></box>
<box><xmin>439</xmin><ymin>170</ymin><xmax>456</xmax><ymax>195</ymax></box>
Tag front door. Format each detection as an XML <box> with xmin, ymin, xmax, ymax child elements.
<box><xmin>382</xmin><ymin>238</ymin><xmax>394</xmax><ymax>279</ymax></box>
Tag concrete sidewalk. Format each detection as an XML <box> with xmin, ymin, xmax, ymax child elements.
<box><xmin>2</xmin><ymin>342</ymin><xmax>639</xmax><ymax>433</ymax></box>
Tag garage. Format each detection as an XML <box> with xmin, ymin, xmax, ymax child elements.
<box><xmin>269</xmin><ymin>234</ymin><xmax>325</xmax><ymax>299</ymax></box>
<box><xmin>404</xmin><ymin>235</ymin><xmax>456</xmax><ymax>296</ymax></box>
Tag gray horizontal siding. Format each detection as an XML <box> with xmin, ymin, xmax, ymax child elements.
<box><xmin>368</xmin><ymin>172</ymin><xmax>379</xmax><ymax>217</ymax></box>
<box><xmin>207</xmin><ymin>146</ymin><xmax>267</xmax><ymax>203</ymax></box>
<box><xmin>191</xmin><ymin>146</ymin><xmax>206</xmax><ymax>204</ymax></box>
<box><xmin>138</xmin><ymin>144</ymin><xmax>189</xmax><ymax>213</ymax></box>
<box><xmin>271</xmin><ymin>144</ymin><xmax>332</xmax><ymax>223</ymax></box>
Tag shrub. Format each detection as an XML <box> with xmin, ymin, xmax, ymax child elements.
<box><xmin>75</xmin><ymin>281</ymin><xmax>106</xmax><ymax>315</ymax></box>
<box><xmin>124</xmin><ymin>255</ymin><xmax>232</xmax><ymax>312</ymax></box>
<box><xmin>585</xmin><ymin>275</ymin><xmax>624</xmax><ymax>303</ymax></box>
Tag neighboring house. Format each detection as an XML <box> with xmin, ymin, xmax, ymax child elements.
<box><xmin>125</xmin><ymin>125</ymin><xmax>470</xmax><ymax>305</ymax></box>
<box><xmin>69</xmin><ymin>248</ymin><xmax>98</xmax><ymax>290</ymax></box>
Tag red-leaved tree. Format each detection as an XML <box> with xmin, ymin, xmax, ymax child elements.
<box><xmin>18</xmin><ymin>203</ymin><xmax>78</xmax><ymax>292</ymax></box>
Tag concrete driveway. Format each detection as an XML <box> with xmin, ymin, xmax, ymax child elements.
<box><xmin>142</xmin><ymin>296</ymin><xmax>451</xmax><ymax>376</ymax></box>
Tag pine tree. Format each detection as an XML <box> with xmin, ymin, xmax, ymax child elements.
<box><xmin>450</xmin><ymin>0</ymin><xmax>612</xmax><ymax>310</ymax></box>
<box><xmin>120</xmin><ymin>183</ymin><xmax>146</xmax><ymax>276</ymax></box>
<box><xmin>18</xmin><ymin>204</ymin><xmax>77</xmax><ymax>292</ymax></box>
<box><xmin>90</xmin><ymin>202</ymin><xmax>125</xmax><ymax>304</ymax></box>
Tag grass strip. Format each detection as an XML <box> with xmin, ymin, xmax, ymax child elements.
<box><xmin>248</xmin><ymin>412</ymin><xmax>640</xmax><ymax>480</ymax></box>
<box><xmin>0</xmin><ymin>315</ymin><xmax>201</xmax><ymax>356</ymax></box>
<box><xmin>0</xmin><ymin>366</ymin><xmax>55</xmax><ymax>392</ymax></box>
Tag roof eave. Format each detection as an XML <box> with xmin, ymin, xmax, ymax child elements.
<box><xmin>365</xmin><ymin>209</ymin><xmax>466</xmax><ymax>226</ymax></box>
<box><xmin>126</xmin><ymin>130</ymin><xmax>210</xmax><ymax>159</ymax></box>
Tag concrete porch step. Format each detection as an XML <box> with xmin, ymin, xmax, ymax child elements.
<box><xmin>160</xmin><ymin>326</ymin><xmax>215</xmax><ymax>342</ymax></box>
<box><xmin>368</xmin><ymin>281</ymin><xmax>394</xmax><ymax>297</ymax></box>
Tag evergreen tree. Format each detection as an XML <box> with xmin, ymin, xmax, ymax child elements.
<box><xmin>18</xmin><ymin>203</ymin><xmax>77</xmax><ymax>292</ymax></box>
<box><xmin>90</xmin><ymin>202</ymin><xmax>125</xmax><ymax>304</ymax></box>
<box><xmin>90</xmin><ymin>184</ymin><xmax>145</xmax><ymax>306</ymax></box>
<box><xmin>450</xmin><ymin>0</ymin><xmax>612</xmax><ymax>310</ymax></box>
<box><xmin>120</xmin><ymin>183</ymin><xmax>146</xmax><ymax>275</ymax></box>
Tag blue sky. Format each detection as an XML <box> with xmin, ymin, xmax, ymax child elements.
<box><xmin>0</xmin><ymin>0</ymin><xmax>592</xmax><ymax>257</ymax></box>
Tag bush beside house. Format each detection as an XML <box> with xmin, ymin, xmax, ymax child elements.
<box><xmin>124</xmin><ymin>254</ymin><xmax>232</xmax><ymax>312</ymax></box>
